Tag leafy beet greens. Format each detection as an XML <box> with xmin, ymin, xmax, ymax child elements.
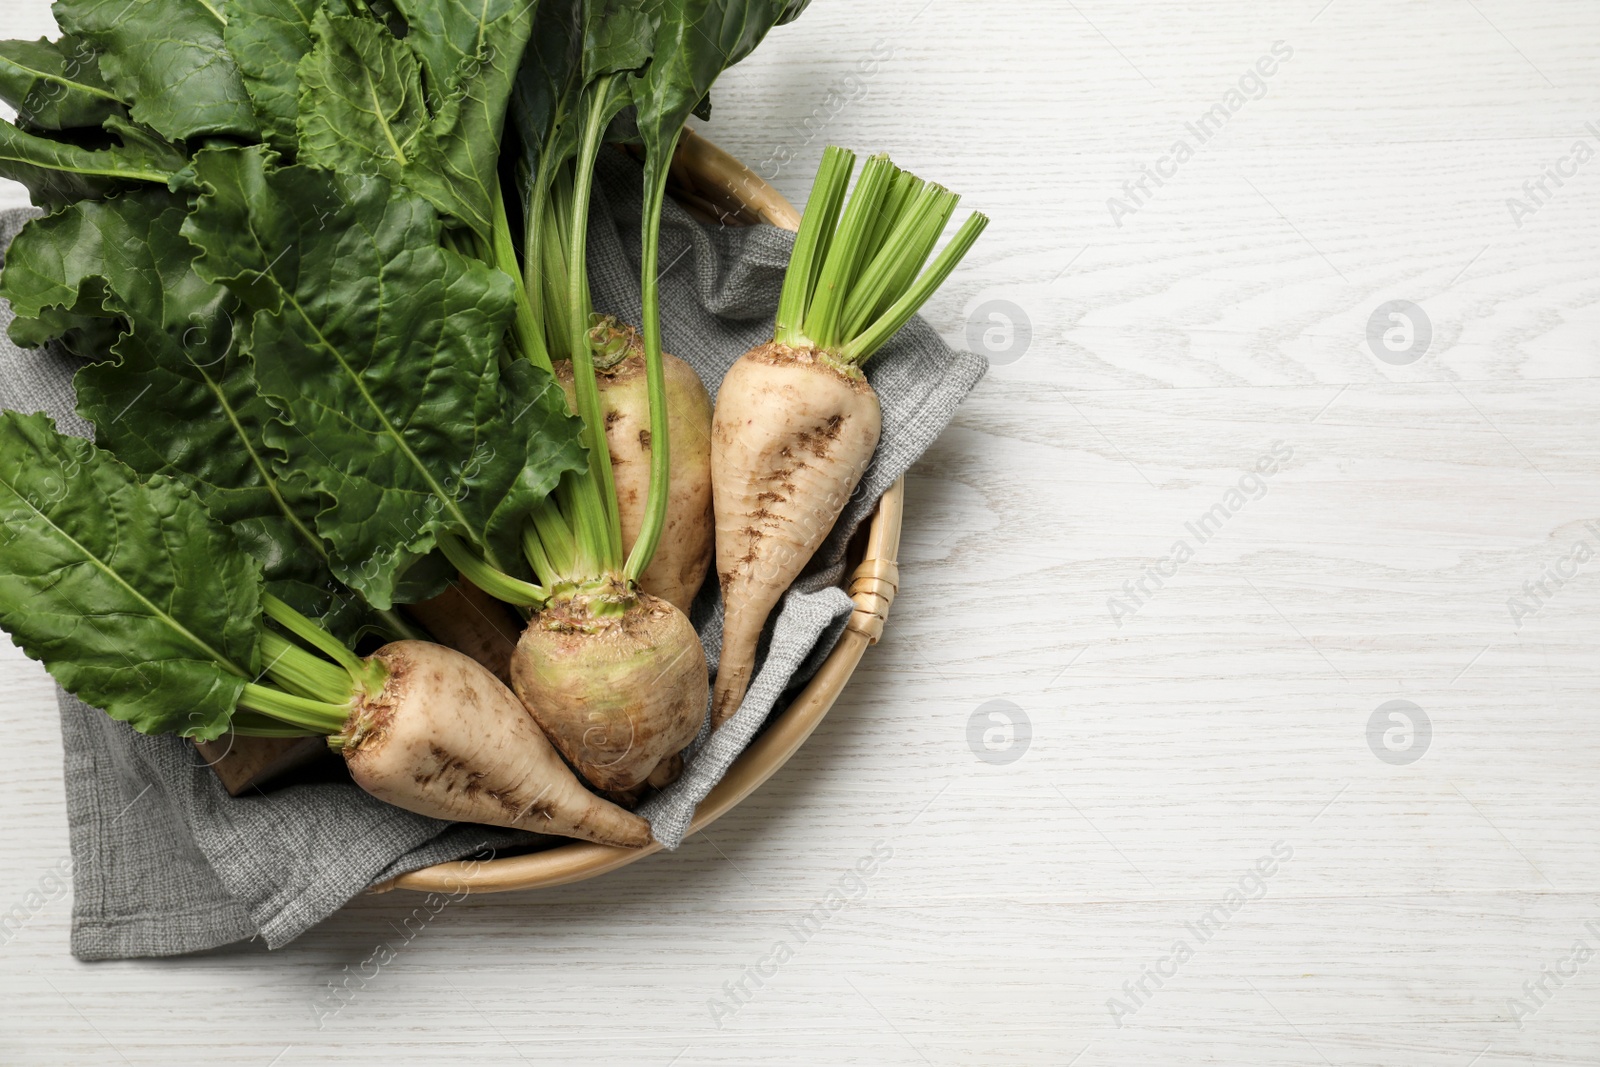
<box><xmin>0</xmin><ymin>0</ymin><xmax>813</xmax><ymax>738</ymax></box>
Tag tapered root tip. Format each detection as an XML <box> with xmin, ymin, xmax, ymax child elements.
<box><xmin>596</xmin><ymin>808</ymin><xmax>654</xmax><ymax>849</ymax></box>
<box><xmin>710</xmin><ymin>676</ymin><xmax>748</xmax><ymax>732</ymax></box>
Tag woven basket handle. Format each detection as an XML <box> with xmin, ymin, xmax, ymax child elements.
<box><xmin>845</xmin><ymin>478</ymin><xmax>905</xmax><ymax>644</ymax></box>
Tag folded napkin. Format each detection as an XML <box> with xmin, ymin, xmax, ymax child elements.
<box><xmin>0</xmin><ymin>150</ymin><xmax>986</xmax><ymax>959</ymax></box>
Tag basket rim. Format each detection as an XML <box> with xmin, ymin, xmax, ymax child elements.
<box><xmin>381</xmin><ymin>132</ymin><xmax>905</xmax><ymax>895</ymax></box>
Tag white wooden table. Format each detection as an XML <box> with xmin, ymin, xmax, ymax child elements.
<box><xmin>3</xmin><ymin>1</ymin><xmax>1599</xmax><ymax>1063</ymax></box>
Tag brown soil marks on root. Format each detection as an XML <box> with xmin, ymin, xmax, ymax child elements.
<box><xmin>598</xmin><ymin>360</ymin><xmax>645</xmax><ymax>382</ymax></box>
<box><xmin>771</xmin><ymin>453</ymin><xmax>801</xmax><ymax>493</ymax></box>
<box><xmin>535</xmin><ymin>586</ymin><xmax>676</xmax><ymax>640</ymax></box>
<box><xmin>555</xmin><ymin>354</ymin><xmax>648</xmax><ymax>410</ymax></box>
<box><xmin>795</xmin><ymin>414</ymin><xmax>845</xmax><ymax>459</ymax></box>
<box><xmin>734</xmin><ymin>445</ymin><xmax>815</xmax><ymax>560</ymax></box>
<box><xmin>736</xmin><ymin>528</ymin><xmax>764</xmax><ymax>567</ymax></box>
<box><xmin>499</xmin><ymin>787</ymin><xmax>553</xmax><ymax>823</ymax></box>
<box><xmin>417</xmin><ymin>742</ymin><xmax>488</xmax><ymax>799</ymax></box>
<box><xmin>744</xmin><ymin>342</ymin><xmax>872</xmax><ymax>391</ymax></box>
<box><xmin>345</xmin><ymin>648</ymin><xmax>414</xmax><ymax>751</ymax></box>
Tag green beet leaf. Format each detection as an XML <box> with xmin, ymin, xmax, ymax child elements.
<box><xmin>2</xmin><ymin>187</ymin><xmax>216</xmax><ymax>346</ymax></box>
<box><xmin>223</xmin><ymin>0</ymin><xmax>348</xmax><ymax>151</ymax></box>
<box><xmin>511</xmin><ymin>0</ymin><xmax>658</xmax><ymax>170</ymax></box>
<box><xmin>387</xmin><ymin>0</ymin><xmax>533</xmax><ymax>112</ymax></box>
<box><xmin>583</xmin><ymin>0</ymin><xmax>655</xmax><ymax>83</ymax></box>
<box><xmin>1</xmin><ymin>188</ymin><xmax>388</xmax><ymax>643</ymax></box>
<box><xmin>0</xmin><ymin>411</ymin><xmax>260</xmax><ymax>740</ymax></box>
<box><xmin>0</xmin><ymin>35</ymin><xmax>122</xmax><ymax>130</ymax></box>
<box><xmin>483</xmin><ymin>354</ymin><xmax>596</xmax><ymax>567</ymax></box>
<box><xmin>294</xmin><ymin>14</ymin><xmax>428</xmax><ymax>182</ymax></box>
<box><xmin>182</xmin><ymin>146</ymin><xmax>585</xmax><ymax>609</ymax></box>
<box><xmin>631</xmin><ymin>0</ymin><xmax>806</xmax><ymax>168</ymax></box>
<box><xmin>54</xmin><ymin>0</ymin><xmax>259</xmax><ymax>141</ymax></box>
<box><xmin>295</xmin><ymin>4</ymin><xmax>533</xmax><ymax>245</ymax></box>
<box><xmin>0</xmin><ymin>113</ymin><xmax>182</xmax><ymax>207</ymax></box>
<box><xmin>510</xmin><ymin>0</ymin><xmax>584</xmax><ymax>182</ymax></box>
<box><xmin>416</xmin><ymin>0</ymin><xmax>537</xmax><ymax>241</ymax></box>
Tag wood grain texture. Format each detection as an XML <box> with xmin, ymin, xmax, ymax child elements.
<box><xmin>3</xmin><ymin>0</ymin><xmax>1600</xmax><ymax>1064</ymax></box>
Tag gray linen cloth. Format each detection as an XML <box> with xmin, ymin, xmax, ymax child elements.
<box><xmin>0</xmin><ymin>150</ymin><xmax>986</xmax><ymax>960</ymax></box>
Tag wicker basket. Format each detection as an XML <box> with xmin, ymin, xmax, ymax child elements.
<box><xmin>381</xmin><ymin>130</ymin><xmax>905</xmax><ymax>895</ymax></box>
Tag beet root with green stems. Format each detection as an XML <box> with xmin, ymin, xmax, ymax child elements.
<box><xmin>510</xmin><ymin>588</ymin><xmax>708</xmax><ymax>793</ymax></box>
